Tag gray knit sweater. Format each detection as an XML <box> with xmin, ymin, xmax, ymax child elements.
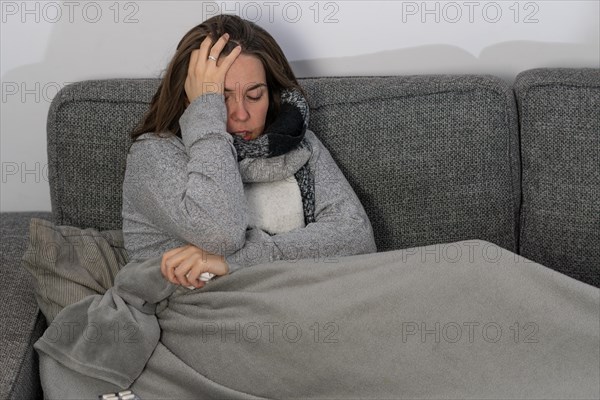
<box><xmin>122</xmin><ymin>93</ymin><xmax>377</xmax><ymax>273</ymax></box>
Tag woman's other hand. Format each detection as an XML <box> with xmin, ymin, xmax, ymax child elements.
<box><xmin>185</xmin><ymin>33</ymin><xmax>242</xmax><ymax>103</ymax></box>
<box><xmin>160</xmin><ymin>244</ymin><xmax>229</xmax><ymax>288</ymax></box>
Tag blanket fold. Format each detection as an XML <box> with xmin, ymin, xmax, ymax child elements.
<box><xmin>34</xmin><ymin>256</ymin><xmax>174</xmax><ymax>388</ymax></box>
<box><xmin>35</xmin><ymin>240</ymin><xmax>600</xmax><ymax>399</ymax></box>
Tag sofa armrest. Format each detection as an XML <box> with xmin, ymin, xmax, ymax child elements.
<box><xmin>1</xmin><ymin>211</ymin><xmax>53</xmax><ymax>400</ymax></box>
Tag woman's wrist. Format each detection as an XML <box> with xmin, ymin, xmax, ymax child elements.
<box><xmin>179</xmin><ymin>93</ymin><xmax>228</xmax><ymax>145</ymax></box>
<box><xmin>219</xmin><ymin>255</ymin><xmax>230</xmax><ymax>275</ymax></box>
<box><xmin>224</xmin><ymin>253</ymin><xmax>244</xmax><ymax>274</ymax></box>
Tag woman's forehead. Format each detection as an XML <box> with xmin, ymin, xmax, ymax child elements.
<box><xmin>223</xmin><ymin>54</ymin><xmax>267</xmax><ymax>90</ymax></box>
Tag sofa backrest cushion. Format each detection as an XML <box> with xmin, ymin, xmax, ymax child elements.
<box><xmin>47</xmin><ymin>79</ymin><xmax>158</xmax><ymax>231</ymax></box>
<box><xmin>300</xmin><ymin>76</ymin><xmax>520</xmax><ymax>252</ymax></box>
<box><xmin>47</xmin><ymin>75</ymin><xmax>520</xmax><ymax>253</ymax></box>
<box><xmin>514</xmin><ymin>68</ymin><xmax>599</xmax><ymax>286</ymax></box>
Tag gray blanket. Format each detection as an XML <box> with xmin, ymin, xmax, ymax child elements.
<box><xmin>35</xmin><ymin>240</ymin><xmax>600</xmax><ymax>399</ymax></box>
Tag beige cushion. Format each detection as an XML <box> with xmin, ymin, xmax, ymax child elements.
<box><xmin>21</xmin><ymin>218</ymin><xmax>129</xmax><ymax>323</ymax></box>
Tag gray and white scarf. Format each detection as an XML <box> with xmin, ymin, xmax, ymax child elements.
<box><xmin>232</xmin><ymin>89</ymin><xmax>315</xmax><ymax>225</ymax></box>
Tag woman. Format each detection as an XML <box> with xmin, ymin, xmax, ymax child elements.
<box><xmin>122</xmin><ymin>14</ymin><xmax>376</xmax><ymax>289</ymax></box>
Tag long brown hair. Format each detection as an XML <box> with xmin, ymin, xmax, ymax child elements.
<box><xmin>131</xmin><ymin>14</ymin><xmax>304</xmax><ymax>141</ymax></box>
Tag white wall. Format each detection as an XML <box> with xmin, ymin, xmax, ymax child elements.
<box><xmin>1</xmin><ymin>0</ymin><xmax>598</xmax><ymax>212</ymax></box>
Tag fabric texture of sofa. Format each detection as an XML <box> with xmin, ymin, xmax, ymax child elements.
<box><xmin>0</xmin><ymin>67</ymin><xmax>598</xmax><ymax>399</ymax></box>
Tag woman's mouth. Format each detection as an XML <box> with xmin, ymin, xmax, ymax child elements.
<box><xmin>233</xmin><ymin>131</ymin><xmax>253</xmax><ymax>140</ymax></box>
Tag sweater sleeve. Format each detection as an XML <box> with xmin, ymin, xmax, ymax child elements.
<box><xmin>123</xmin><ymin>93</ymin><xmax>247</xmax><ymax>253</ymax></box>
<box><xmin>224</xmin><ymin>131</ymin><xmax>377</xmax><ymax>273</ymax></box>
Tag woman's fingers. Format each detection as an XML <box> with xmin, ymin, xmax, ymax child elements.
<box><xmin>187</xmin><ymin>49</ymin><xmax>199</xmax><ymax>76</ymax></box>
<box><xmin>218</xmin><ymin>44</ymin><xmax>243</xmax><ymax>72</ymax></box>
<box><xmin>188</xmin><ymin>35</ymin><xmax>211</xmax><ymax>76</ymax></box>
<box><xmin>164</xmin><ymin>245</ymin><xmax>197</xmax><ymax>283</ymax></box>
<box><xmin>161</xmin><ymin>245</ymin><xmax>188</xmax><ymax>281</ymax></box>
<box><xmin>185</xmin><ymin>36</ymin><xmax>214</xmax><ymax>103</ymax></box>
<box><xmin>193</xmin><ymin>33</ymin><xmax>229</xmax><ymax>75</ymax></box>
<box><xmin>167</xmin><ymin>249</ymin><xmax>189</xmax><ymax>284</ymax></box>
<box><xmin>185</xmin><ymin>264</ymin><xmax>208</xmax><ymax>289</ymax></box>
<box><xmin>196</xmin><ymin>34</ymin><xmax>214</xmax><ymax>67</ymax></box>
<box><xmin>165</xmin><ymin>257</ymin><xmax>179</xmax><ymax>284</ymax></box>
<box><xmin>206</xmin><ymin>33</ymin><xmax>230</xmax><ymax>61</ymax></box>
<box><xmin>161</xmin><ymin>245</ymin><xmax>225</xmax><ymax>287</ymax></box>
<box><xmin>173</xmin><ymin>265</ymin><xmax>190</xmax><ymax>286</ymax></box>
<box><xmin>186</xmin><ymin>33</ymin><xmax>242</xmax><ymax>102</ymax></box>
<box><xmin>207</xmin><ymin>35</ymin><xmax>243</xmax><ymax>75</ymax></box>
<box><xmin>173</xmin><ymin>256</ymin><xmax>202</xmax><ymax>287</ymax></box>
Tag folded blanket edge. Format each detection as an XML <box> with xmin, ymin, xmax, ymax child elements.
<box><xmin>34</xmin><ymin>339</ymin><xmax>136</xmax><ymax>389</ymax></box>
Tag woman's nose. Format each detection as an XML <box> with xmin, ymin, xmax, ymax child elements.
<box><xmin>229</xmin><ymin>97</ymin><xmax>250</xmax><ymax>121</ymax></box>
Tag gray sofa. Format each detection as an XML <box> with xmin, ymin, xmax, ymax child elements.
<box><xmin>1</xmin><ymin>68</ymin><xmax>598</xmax><ymax>399</ymax></box>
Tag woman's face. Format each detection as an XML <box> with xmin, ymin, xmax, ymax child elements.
<box><xmin>223</xmin><ymin>53</ymin><xmax>269</xmax><ymax>141</ymax></box>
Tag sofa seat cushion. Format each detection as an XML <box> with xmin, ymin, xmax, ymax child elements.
<box><xmin>0</xmin><ymin>211</ymin><xmax>52</xmax><ymax>399</ymax></box>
